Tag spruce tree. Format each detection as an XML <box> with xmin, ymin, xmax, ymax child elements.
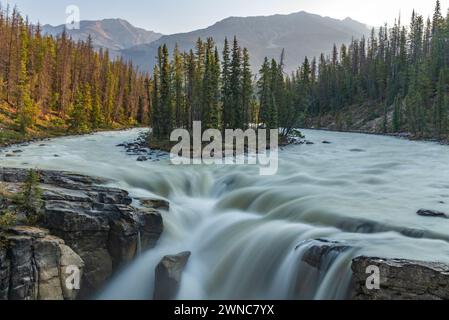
<box><xmin>241</xmin><ymin>48</ymin><xmax>253</xmax><ymax>128</ymax></box>
<box><xmin>230</xmin><ymin>36</ymin><xmax>243</xmax><ymax>129</ymax></box>
<box><xmin>221</xmin><ymin>37</ymin><xmax>232</xmax><ymax>129</ymax></box>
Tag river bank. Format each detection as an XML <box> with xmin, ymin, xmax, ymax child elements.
<box><xmin>0</xmin><ymin>125</ymin><xmax>144</xmax><ymax>149</ymax></box>
<box><xmin>0</xmin><ymin>167</ymin><xmax>165</xmax><ymax>299</ymax></box>
<box><xmin>304</xmin><ymin>126</ymin><xmax>449</xmax><ymax>146</ymax></box>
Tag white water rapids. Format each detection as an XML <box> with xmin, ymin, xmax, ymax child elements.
<box><xmin>2</xmin><ymin>128</ymin><xmax>449</xmax><ymax>300</ymax></box>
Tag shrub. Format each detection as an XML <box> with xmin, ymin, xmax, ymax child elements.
<box><xmin>0</xmin><ymin>210</ymin><xmax>17</xmax><ymax>229</ymax></box>
<box><xmin>17</xmin><ymin>169</ymin><xmax>43</xmax><ymax>223</ymax></box>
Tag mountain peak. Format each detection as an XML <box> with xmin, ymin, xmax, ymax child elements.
<box><xmin>42</xmin><ymin>19</ymin><xmax>162</xmax><ymax>52</ymax></box>
<box><xmin>122</xmin><ymin>11</ymin><xmax>369</xmax><ymax>73</ymax></box>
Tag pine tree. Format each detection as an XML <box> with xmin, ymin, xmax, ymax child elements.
<box><xmin>151</xmin><ymin>65</ymin><xmax>161</xmax><ymax>136</ymax></box>
<box><xmin>172</xmin><ymin>44</ymin><xmax>185</xmax><ymax>128</ymax></box>
<box><xmin>91</xmin><ymin>90</ymin><xmax>102</xmax><ymax>129</ymax></box>
<box><xmin>258</xmin><ymin>58</ymin><xmax>277</xmax><ymax>129</ymax></box>
<box><xmin>159</xmin><ymin>44</ymin><xmax>172</xmax><ymax>137</ymax></box>
<box><xmin>392</xmin><ymin>95</ymin><xmax>402</xmax><ymax>132</ymax></box>
<box><xmin>202</xmin><ymin>39</ymin><xmax>221</xmax><ymax>129</ymax></box>
<box><xmin>221</xmin><ymin>37</ymin><xmax>232</xmax><ymax>129</ymax></box>
<box><xmin>241</xmin><ymin>48</ymin><xmax>253</xmax><ymax>128</ymax></box>
<box><xmin>230</xmin><ymin>36</ymin><xmax>243</xmax><ymax>129</ymax></box>
<box><xmin>70</xmin><ymin>87</ymin><xmax>87</xmax><ymax>132</ymax></box>
<box><xmin>434</xmin><ymin>68</ymin><xmax>448</xmax><ymax>137</ymax></box>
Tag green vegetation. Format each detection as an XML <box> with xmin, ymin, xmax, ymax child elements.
<box><xmin>0</xmin><ymin>169</ymin><xmax>43</xmax><ymax>228</ymax></box>
<box><xmin>296</xmin><ymin>1</ymin><xmax>449</xmax><ymax>140</ymax></box>
<box><xmin>0</xmin><ymin>6</ymin><xmax>149</xmax><ymax>146</ymax></box>
<box><xmin>17</xmin><ymin>169</ymin><xmax>43</xmax><ymax>222</ymax></box>
<box><xmin>0</xmin><ymin>209</ymin><xmax>16</xmax><ymax>229</ymax></box>
<box><xmin>149</xmin><ymin>1</ymin><xmax>449</xmax><ymax>142</ymax></box>
<box><xmin>149</xmin><ymin>37</ymin><xmax>305</xmax><ymax>141</ymax></box>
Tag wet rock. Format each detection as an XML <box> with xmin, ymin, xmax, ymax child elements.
<box><xmin>299</xmin><ymin>239</ymin><xmax>352</xmax><ymax>270</ymax></box>
<box><xmin>350</xmin><ymin>149</ymin><xmax>366</xmax><ymax>152</ymax></box>
<box><xmin>352</xmin><ymin>257</ymin><xmax>449</xmax><ymax>300</ymax></box>
<box><xmin>154</xmin><ymin>252</ymin><xmax>191</xmax><ymax>300</ymax></box>
<box><xmin>417</xmin><ymin>209</ymin><xmax>448</xmax><ymax>219</ymax></box>
<box><xmin>137</xmin><ymin>156</ymin><xmax>148</xmax><ymax>162</ymax></box>
<box><xmin>139</xmin><ymin>198</ymin><xmax>170</xmax><ymax>211</ymax></box>
<box><xmin>107</xmin><ymin>205</ymin><xmax>141</xmax><ymax>269</ymax></box>
<box><xmin>12</xmin><ymin>150</ymin><xmax>22</xmax><ymax>154</ymax></box>
<box><xmin>306</xmin><ymin>141</ymin><xmax>315</xmax><ymax>145</ymax></box>
<box><xmin>322</xmin><ymin>141</ymin><xmax>332</xmax><ymax>144</ymax></box>
<box><xmin>138</xmin><ymin>208</ymin><xmax>164</xmax><ymax>249</ymax></box>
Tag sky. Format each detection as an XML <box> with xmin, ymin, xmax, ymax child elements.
<box><xmin>2</xmin><ymin>0</ymin><xmax>449</xmax><ymax>34</ymax></box>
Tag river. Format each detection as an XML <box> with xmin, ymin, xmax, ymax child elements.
<box><xmin>2</xmin><ymin>128</ymin><xmax>449</xmax><ymax>300</ymax></box>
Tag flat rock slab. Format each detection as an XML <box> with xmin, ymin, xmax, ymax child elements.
<box><xmin>352</xmin><ymin>256</ymin><xmax>449</xmax><ymax>300</ymax></box>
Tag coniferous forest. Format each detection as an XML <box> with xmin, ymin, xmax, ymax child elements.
<box><xmin>149</xmin><ymin>0</ymin><xmax>449</xmax><ymax>142</ymax></box>
<box><xmin>2</xmin><ymin>1</ymin><xmax>449</xmax><ymax>146</ymax></box>
<box><xmin>298</xmin><ymin>0</ymin><xmax>449</xmax><ymax>140</ymax></box>
<box><xmin>0</xmin><ymin>5</ymin><xmax>149</xmax><ymax>145</ymax></box>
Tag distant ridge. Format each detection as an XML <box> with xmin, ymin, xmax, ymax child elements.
<box><xmin>121</xmin><ymin>11</ymin><xmax>370</xmax><ymax>73</ymax></box>
<box><xmin>42</xmin><ymin>19</ymin><xmax>162</xmax><ymax>57</ymax></box>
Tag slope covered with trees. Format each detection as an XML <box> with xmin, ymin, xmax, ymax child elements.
<box><xmin>0</xmin><ymin>5</ymin><xmax>150</xmax><ymax>146</ymax></box>
<box><xmin>291</xmin><ymin>1</ymin><xmax>449</xmax><ymax>141</ymax></box>
<box><xmin>148</xmin><ymin>1</ymin><xmax>449</xmax><ymax>144</ymax></box>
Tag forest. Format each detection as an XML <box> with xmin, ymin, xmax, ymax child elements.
<box><xmin>288</xmin><ymin>0</ymin><xmax>449</xmax><ymax>139</ymax></box>
<box><xmin>0</xmin><ymin>5</ymin><xmax>149</xmax><ymax>145</ymax></box>
<box><xmin>148</xmin><ymin>1</ymin><xmax>449</xmax><ymax>141</ymax></box>
<box><xmin>1</xmin><ymin>1</ymin><xmax>449</xmax><ymax>146</ymax></box>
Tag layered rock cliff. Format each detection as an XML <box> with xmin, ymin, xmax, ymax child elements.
<box><xmin>0</xmin><ymin>168</ymin><xmax>164</xmax><ymax>299</ymax></box>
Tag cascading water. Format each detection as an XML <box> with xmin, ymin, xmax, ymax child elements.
<box><xmin>2</xmin><ymin>128</ymin><xmax>449</xmax><ymax>300</ymax></box>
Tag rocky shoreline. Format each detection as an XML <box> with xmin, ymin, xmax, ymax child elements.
<box><xmin>304</xmin><ymin>126</ymin><xmax>449</xmax><ymax>146</ymax></box>
<box><xmin>300</xmin><ymin>239</ymin><xmax>449</xmax><ymax>300</ymax></box>
<box><xmin>0</xmin><ymin>167</ymin><xmax>164</xmax><ymax>299</ymax></box>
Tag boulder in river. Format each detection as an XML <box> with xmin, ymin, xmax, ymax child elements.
<box><xmin>417</xmin><ymin>209</ymin><xmax>448</xmax><ymax>218</ymax></box>
<box><xmin>136</xmin><ymin>156</ymin><xmax>148</xmax><ymax>162</ymax></box>
<box><xmin>299</xmin><ymin>239</ymin><xmax>352</xmax><ymax>270</ymax></box>
<box><xmin>153</xmin><ymin>251</ymin><xmax>191</xmax><ymax>300</ymax></box>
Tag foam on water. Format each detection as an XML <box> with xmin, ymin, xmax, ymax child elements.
<box><xmin>3</xmin><ymin>128</ymin><xmax>449</xmax><ymax>299</ymax></box>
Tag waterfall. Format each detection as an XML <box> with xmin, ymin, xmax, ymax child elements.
<box><xmin>136</xmin><ymin>231</ymin><xmax>142</xmax><ymax>257</ymax></box>
<box><xmin>4</xmin><ymin>128</ymin><xmax>449</xmax><ymax>300</ymax></box>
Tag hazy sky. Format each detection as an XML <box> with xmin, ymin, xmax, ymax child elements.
<box><xmin>3</xmin><ymin>0</ymin><xmax>449</xmax><ymax>34</ymax></box>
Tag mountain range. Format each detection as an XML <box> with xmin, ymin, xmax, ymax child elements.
<box><xmin>43</xmin><ymin>11</ymin><xmax>370</xmax><ymax>73</ymax></box>
<box><xmin>42</xmin><ymin>19</ymin><xmax>162</xmax><ymax>57</ymax></box>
